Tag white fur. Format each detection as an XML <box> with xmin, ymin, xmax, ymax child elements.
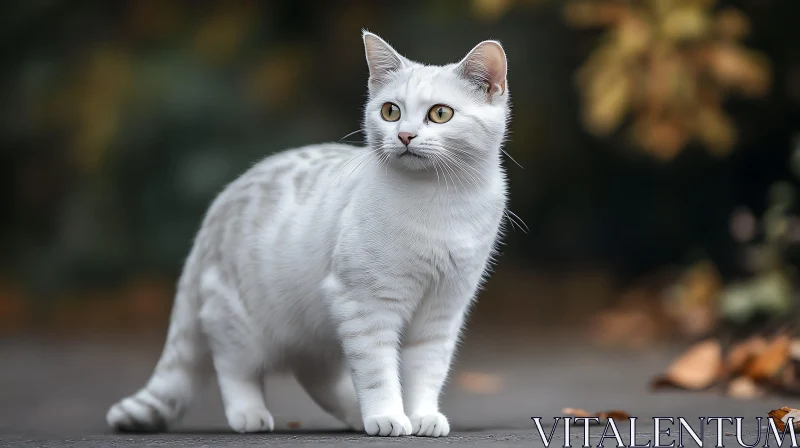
<box><xmin>106</xmin><ymin>31</ymin><xmax>511</xmax><ymax>438</ymax></box>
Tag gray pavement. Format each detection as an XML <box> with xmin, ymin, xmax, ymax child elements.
<box><xmin>0</xmin><ymin>425</ymin><xmax>776</xmax><ymax>448</ymax></box>
<box><xmin>0</xmin><ymin>333</ymin><xmax>794</xmax><ymax>446</ymax></box>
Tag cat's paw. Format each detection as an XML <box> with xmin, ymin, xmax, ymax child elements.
<box><xmin>226</xmin><ymin>406</ymin><xmax>275</xmax><ymax>433</ymax></box>
<box><xmin>410</xmin><ymin>412</ymin><xmax>450</xmax><ymax>437</ymax></box>
<box><xmin>363</xmin><ymin>414</ymin><xmax>412</xmax><ymax>436</ymax></box>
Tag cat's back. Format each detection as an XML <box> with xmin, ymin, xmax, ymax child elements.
<box><xmin>208</xmin><ymin>143</ymin><xmax>361</xmax><ymax>215</ymax></box>
<box><xmin>192</xmin><ymin>143</ymin><xmax>365</xmax><ymax>270</ymax></box>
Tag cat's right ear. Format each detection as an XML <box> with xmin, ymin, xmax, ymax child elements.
<box><xmin>456</xmin><ymin>40</ymin><xmax>507</xmax><ymax>100</ymax></box>
<box><xmin>362</xmin><ymin>31</ymin><xmax>406</xmax><ymax>92</ymax></box>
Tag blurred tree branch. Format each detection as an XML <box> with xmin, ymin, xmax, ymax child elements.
<box><xmin>565</xmin><ymin>0</ymin><xmax>771</xmax><ymax>160</ymax></box>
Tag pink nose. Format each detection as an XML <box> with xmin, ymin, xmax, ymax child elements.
<box><xmin>398</xmin><ymin>132</ymin><xmax>416</xmax><ymax>146</ymax></box>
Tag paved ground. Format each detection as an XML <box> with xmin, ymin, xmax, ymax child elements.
<box><xmin>0</xmin><ymin>332</ymin><xmax>793</xmax><ymax>446</ymax></box>
<box><xmin>0</xmin><ymin>425</ymin><xmax>777</xmax><ymax>448</ymax></box>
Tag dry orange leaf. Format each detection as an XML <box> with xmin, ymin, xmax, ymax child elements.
<box><xmin>562</xmin><ymin>407</ymin><xmax>593</xmax><ymax>418</ymax></box>
<box><xmin>725</xmin><ymin>336</ymin><xmax>768</xmax><ymax>376</ymax></box>
<box><xmin>652</xmin><ymin>339</ymin><xmax>722</xmax><ymax>390</ymax></box>
<box><xmin>769</xmin><ymin>407</ymin><xmax>800</xmax><ymax>432</ymax></box>
<box><xmin>743</xmin><ymin>333</ymin><xmax>791</xmax><ymax>381</ymax></box>
<box><xmin>457</xmin><ymin>372</ymin><xmax>503</xmax><ymax>394</ymax></box>
<box><xmin>599</xmin><ymin>410</ymin><xmax>632</xmax><ymax>421</ymax></box>
<box><xmin>563</xmin><ymin>408</ymin><xmax>631</xmax><ymax>425</ymax></box>
<box><xmin>769</xmin><ymin>407</ymin><xmax>790</xmax><ymax>431</ymax></box>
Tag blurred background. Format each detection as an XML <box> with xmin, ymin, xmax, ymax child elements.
<box><xmin>2</xmin><ymin>0</ymin><xmax>800</xmax><ymax>437</ymax></box>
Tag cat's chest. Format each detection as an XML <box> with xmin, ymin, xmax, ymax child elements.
<box><xmin>413</xmin><ymin>212</ymin><xmax>497</xmax><ymax>259</ymax></box>
<box><xmin>369</xmin><ymin>197</ymin><xmax>502</xmax><ymax>269</ymax></box>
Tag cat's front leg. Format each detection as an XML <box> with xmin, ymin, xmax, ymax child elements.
<box><xmin>401</xmin><ymin>283</ymin><xmax>477</xmax><ymax>437</ymax></box>
<box><xmin>324</xmin><ymin>275</ymin><xmax>412</xmax><ymax>437</ymax></box>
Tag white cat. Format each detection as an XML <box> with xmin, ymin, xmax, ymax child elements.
<box><xmin>107</xmin><ymin>31</ymin><xmax>510</xmax><ymax>438</ymax></box>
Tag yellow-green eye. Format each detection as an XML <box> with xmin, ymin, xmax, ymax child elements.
<box><xmin>428</xmin><ymin>105</ymin><xmax>454</xmax><ymax>123</ymax></box>
<box><xmin>380</xmin><ymin>102</ymin><xmax>401</xmax><ymax>122</ymax></box>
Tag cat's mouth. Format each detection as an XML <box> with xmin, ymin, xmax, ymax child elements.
<box><xmin>397</xmin><ymin>149</ymin><xmax>426</xmax><ymax>159</ymax></box>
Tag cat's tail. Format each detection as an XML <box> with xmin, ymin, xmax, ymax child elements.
<box><xmin>106</xmin><ymin>271</ymin><xmax>209</xmax><ymax>432</ymax></box>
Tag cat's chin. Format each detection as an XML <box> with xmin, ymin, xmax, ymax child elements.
<box><xmin>376</xmin><ymin>148</ymin><xmax>434</xmax><ymax>172</ymax></box>
<box><xmin>389</xmin><ymin>154</ymin><xmax>435</xmax><ymax>172</ymax></box>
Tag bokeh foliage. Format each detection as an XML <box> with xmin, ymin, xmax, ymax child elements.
<box><xmin>0</xmin><ymin>0</ymin><xmax>798</xmax><ymax>335</ymax></box>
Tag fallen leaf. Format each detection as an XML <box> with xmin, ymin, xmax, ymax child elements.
<box><xmin>784</xmin><ymin>410</ymin><xmax>800</xmax><ymax>431</ymax></box>
<box><xmin>562</xmin><ymin>408</ymin><xmax>631</xmax><ymax>424</ymax></box>
<box><xmin>769</xmin><ymin>407</ymin><xmax>800</xmax><ymax>432</ymax></box>
<box><xmin>727</xmin><ymin>376</ymin><xmax>765</xmax><ymax>399</ymax></box>
<box><xmin>590</xmin><ymin>307</ymin><xmax>664</xmax><ymax>348</ymax></box>
<box><xmin>599</xmin><ymin>410</ymin><xmax>632</xmax><ymax>421</ymax></box>
<box><xmin>769</xmin><ymin>407</ymin><xmax>791</xmax><ymax>431</ymax></box>
<box><xmin>457</xmin><ymin>372</ymin><xmax>503</xmax><ymax>394</ymax></box>
<box><xmin>652</xmin><ymin>339</ymin><xmax>723</xmax><ymax>390</ymax></box>
<box><xmin>725</xmin><ymin>336</ymin><xmax>768</xmax><ymax>376</ymax></box>
<box><xmin>562</xmin><ymin>407</ymin><xmax>594</xmax><ymax>418</ymax></box>
<box><xmin>743</xmin><ymin>333</ymin><xmax>791</xmax><ymax>381</ymax></box>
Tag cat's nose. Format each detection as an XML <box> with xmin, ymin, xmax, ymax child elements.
<box><xmin>398</xmin><ymin>132</ymin><xmax>416</xmax><ymax>146</ymax></box>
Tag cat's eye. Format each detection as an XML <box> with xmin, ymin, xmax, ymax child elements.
<box><xmin>428</xmin><ymin>105</ymin><xmax>454</xmax><ymax>124</ymax></box>
<box><xmin>380</xmin><ymin>102</ymin><xmax>401</xmax><ymax>122</ymax></box>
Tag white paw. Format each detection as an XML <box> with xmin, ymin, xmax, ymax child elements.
<box><xmin>410</xmin><ymin>412</ymin><xmax>450</xmax><ymax>437</ymax></box>
<box><xmin>106</xmin><ymin>396</ymin><xmax>168</xmax><ymax>432</ymax></box>
<box><xmin>363</xmin><ymin>414</ymin><xmax>412</xmax><ymax>436</ymax></box>
<box><xmin>226</xmin><ymin>406</ymin><xmax>275</xmax><ymax>433</ymax></box>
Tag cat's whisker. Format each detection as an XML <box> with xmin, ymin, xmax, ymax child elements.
<box><xmin>333</xmin><ymin>150</ymin><xmax>372</xmax><ymax>184</ymax></box>
<box><xmin>434</xmin><ymin>154</ymin><xmax>453</xmax><ymax>192</ymax></box>
<box><xmin>501</xmin><ymin>148</ymin><xmax>524</xmax><ymax>169</ymax></box>
<box><xmin>429</xmin><ymin>153</ymin><xmax>448</xmax><ymax>191</ymax></box>
<box><xmin>433</xmin><ymin>147</ymin><xmax>491</xmax><ymax>176</ymax></box>
<box><xmin>432</xmin><ymin>158</ymin><xmax>442</xmax><ymax>187</ymax></box>
<box><xmin>444</xmin><ymin>151</ymin><xmax>486</xmax><ymax>183</ymax></box>
<box><xmin>333</xmin><ymin>152</ymin><xmax>369</xmax><ymax>181</ymax></box>
<box><xmin>380</xmin><ymin>151</ymin><xmax>392</xmax><ymax>177</ymax></box>
<box><xmin>504</xmin><ymin>209</ymin><xmax>529</xmax><ymax>233</ymax></box>
<box><xmin>435</xmin><ymin>153</ymin><xmax>459</xmax><ymax>192</ymax></box>
<box><xmin>436</xmin><ymin>152</ymin><xmax>469</xmax><ymax>189</ymax></box>
<box><xmin>339</xmin><ymin>129</ymin><xmax>365</xmax><ymax>141</ymax></box>
<box><xmin>345</xmin><ymin>153</ymin><xmax>374</xmax><ymax>182</ymax></box>
<box><xmin>439</xmin><ymin>151</ymin><xmax>485</xmax><ymax>190</ymax></box>
<box><xmin>438</xmin><ymin>144</ymin><xmax>491</xmax><ymax>164</ymax></box>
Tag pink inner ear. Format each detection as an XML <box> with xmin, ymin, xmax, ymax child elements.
<box><xmin>460</xmin><ymin>41</ymin><xmax>507</xmax><ymax>96</ymax></box>
<box><xmin>363</xmin><ymin>34</ymin><xmax>405</xmax><ymax>86</ymax></box>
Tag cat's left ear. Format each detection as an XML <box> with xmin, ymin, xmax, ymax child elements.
<box><xmin>362</xmin><ymin>31</ymin><xmax>408</xmax><ymax>91</ymax></box>
<box><xmin>456</xmin><ymin>40</ymin><xmax>507</xmax><ymax>99</ymax></box>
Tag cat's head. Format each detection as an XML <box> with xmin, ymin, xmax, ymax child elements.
<box><xmin>361</xmin><ymin>31</ymin><xmax>509</xmax><ymax>174</ymax></box>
